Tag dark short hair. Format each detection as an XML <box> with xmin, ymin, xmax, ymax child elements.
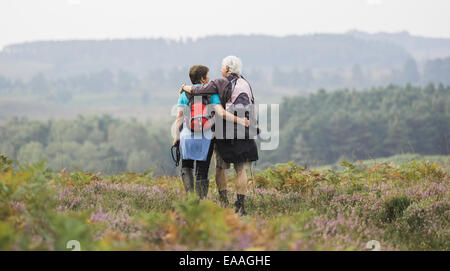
<box><xmin>189</xmin><ymin>65</ymin><xmax>209</xmax><ymax>84</ymax></box>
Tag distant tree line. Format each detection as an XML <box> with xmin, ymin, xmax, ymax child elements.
<box><xmin>271</xmin><ymin>57</ymin><xmax>450</xmax><ymax>89</ymax></box>
<box><xmin>0</xmin><ymin>115</ymin><xmax>174</xmax><ymax>175</ymax></box>
<box><xmin>258</xmin><ymin>83</ymin><xmax>450</xmax><ymax>168</ymax></box>
<box><xmin>1</xmin><ymin>34</ymin><xmax>411</xmax><ymax>77</ymax></box>
<box><xmin>1</xmin><ymin>84</ymin><xmax>449</xmax><ymax>173</ymax></box>
<box><xmin>0</xmin><ymin>57</ymin><xmax>449</xmax><ymax>107</ymax></box>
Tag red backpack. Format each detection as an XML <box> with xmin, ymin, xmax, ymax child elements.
<box><xmin>185</xmin><ymin>94</ymin><xmax>215</xmax><ymax>133</ymax></box>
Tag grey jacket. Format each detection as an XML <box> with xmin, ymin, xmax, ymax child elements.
<box><xmin>190</xmin><ymin>75</ymin><xmax>236</xmax><ymax>108</ymax></box>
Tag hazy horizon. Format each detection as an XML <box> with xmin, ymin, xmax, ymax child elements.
<box><xmin>1</xmin><ymin>0</ymin><xmax>450</xmax><ymax>50</ymax></box>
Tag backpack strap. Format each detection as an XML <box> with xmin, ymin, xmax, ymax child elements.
<box><xmin>239</xmin><ymin>75</ymin><xmax>255</xmax><ymax>104</ymax></box>
<box><xmin>229</xmin><ymin>75</ymin><xmax>255</xmax><ymax>105</ymax></box>
<box><xmin>186</xmin><ymin>92</ymin><xmax>209</xmax><ymax>106</ymax></box>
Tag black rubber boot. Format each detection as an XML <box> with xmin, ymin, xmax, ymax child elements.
<box><xmin>195</xmin><ymin>179</ymin><xmax>209</xmax><ymax>200</ymax></box>
<box><xmin>218</xmin><ymin>190</ymin><xmax>229</xmax><ymax>207</ymax></box>
<box><xmin>234</xmin><ymin>194</ymin><xmax>247</xmax><ymax>216</ymax></box>
<box><xmin>181</xmin><ymin>167</ymin><xmax>194</xmax><ymax>194</ymax></box>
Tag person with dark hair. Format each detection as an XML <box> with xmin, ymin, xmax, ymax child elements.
<box><xmin>173</xmin><ymin>65</ymin><xmax>249</xmax><ymax>200</ymax></box>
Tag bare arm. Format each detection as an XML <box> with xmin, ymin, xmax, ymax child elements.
<box><xmin>214</xmin><ymin>104</ymin><xmax>249</xmax><ymax>127</ymax></box>
<box><xmin>172</xmin><ymin>108</ymin><xmax>184</xmax><ymax>145</ymax></box>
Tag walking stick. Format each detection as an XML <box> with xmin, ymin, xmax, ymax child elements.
<box><xmin>250</xmin><ymin>162</ymin><xmax>256</xmax><ymax>195</ymax></box>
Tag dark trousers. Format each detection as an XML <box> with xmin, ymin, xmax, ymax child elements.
<box><xmin>181</xmin><ymin>139</ymin><xmax>215</xmax><ymax>180</ymax></box>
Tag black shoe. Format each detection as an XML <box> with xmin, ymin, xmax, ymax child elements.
<box><xmin>195</xmin><ymin>179</ymin><xmax>209</xmax><ymax>200</ymax></box>
<box><xmin>181</xmin><ymin>167</ymin><xmax>194</xmax><ymax>194</ymax></box>
<box><xmin>218</xmin><ymin>190</ymin><xmax>229</xmax><ymax>207</ymax></box>
<box><xmin>234</xmin><ymin>194</ymin><xmax>247</xmax><ymax>216</ymax></box>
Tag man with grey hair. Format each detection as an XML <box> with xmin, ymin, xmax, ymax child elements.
<box><xmin>180</xmin><ymin>55</ymin><xmax>258</xmax><ymax>215</ymax></box>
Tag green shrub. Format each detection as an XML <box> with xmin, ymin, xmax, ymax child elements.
<box><xmin>393</xmin><ymin>200</ymin><xmax>450</xmax><ymax>250</ymax></box>
<box><xmin>255</xmin><ymin>162</ymin><xmax>324</xmax><ymax>192</ymax></box>
<box><xmin>0</xmin><ymin>154</ymin><xmax>13</xmax><ymax>173</ymax></box>
<box><xmin>382</xmin><ymin>196</ymin><xmax>413</xmax><ymax>223</ymax></box>
<box><xmin>399</xmin><ymin>161</ymin><xmax>447</xmax><ymax>182</ymax></box>
<box><xmin>174</xmin><ymin>195</ymin><xmax>230</xmax><ymax>247</ymax></box>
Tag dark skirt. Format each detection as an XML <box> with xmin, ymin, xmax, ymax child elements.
<box><xmin>215</xmin><ymin>139</ymin><xmax>258</xmax><ymax>163</ymax></box>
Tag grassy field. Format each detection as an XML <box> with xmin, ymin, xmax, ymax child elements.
<box><xmin>313</xmin><ymin>154</ymin><xmax>450</xmax><ymax>173</ymax></box>
<box><xmin>0</xmin><ymin>154</ymin><xmax>449</xmax><ymax>251</ymax></box>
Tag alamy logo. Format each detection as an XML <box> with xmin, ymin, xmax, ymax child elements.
<box><xmin>66</xmin><ymin>240</ymin><xmax>81</xmax><ymax>251</ymax></box>
<box><xmin>365</xmin><ymin>240</ymin><xmax>381</xmax><ymax>251</ymax></box>
<box><xmin>171</xmin><ymin>102</ymin><xmax>279</xmax><ymax>150</ymax></box>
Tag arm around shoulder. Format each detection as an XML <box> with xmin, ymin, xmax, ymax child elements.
<box><xmin>190</xmin><ymin>78</ymin><xmax>226</xmax><ymax>95</ymax></box>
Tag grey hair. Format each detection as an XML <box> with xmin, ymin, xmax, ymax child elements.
<box><xmin>222</xmin><ymin>55</ymin><xmax>243</xmax><ymax>75</ymax></box>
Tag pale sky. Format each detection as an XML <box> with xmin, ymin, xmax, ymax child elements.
<box><xmin>1</xmin><ymin>0</ymin><xmax>450</xmax><ymax>50</ymax></box>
